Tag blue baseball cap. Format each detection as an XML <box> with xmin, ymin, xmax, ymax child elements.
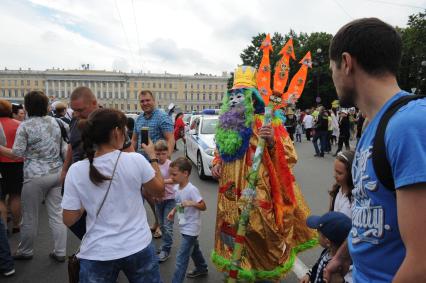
<box><xmin>307</xmin><ymin>211</ymin><xmax>351</xmax><ymax>245</ymax></box>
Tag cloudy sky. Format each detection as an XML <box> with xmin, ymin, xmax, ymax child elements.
<box><xmin>0</xmin><ymin>0</ymin><xmax>424</xmax><ymax>75</ymax></box>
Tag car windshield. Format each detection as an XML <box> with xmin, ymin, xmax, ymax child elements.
<box><xmin>201</xmin><ymin>118</ymin><xmax>218</xmax><ymax>134</ymax></box>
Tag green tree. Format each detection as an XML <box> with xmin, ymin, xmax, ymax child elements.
<box><xmin>398</xmin><ymin>11</ymin><xmax>426</xmax><ymax>95</ymax></box>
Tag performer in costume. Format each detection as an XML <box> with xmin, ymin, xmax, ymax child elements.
<box><xmin>211</xmin><ymin>36</ymin><xmax>317</xmax><ymax>282</ymax></box>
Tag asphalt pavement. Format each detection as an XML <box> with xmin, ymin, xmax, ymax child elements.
<box><xmin>3</xmin><ymin>139</ymin><xmax>345</xmax><ymax>283</ymax></box>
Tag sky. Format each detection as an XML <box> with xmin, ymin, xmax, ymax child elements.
<box><xmin>0</xmin><ymin>0</ymin><xmax>425</xmax><ymax>76</ymax></box>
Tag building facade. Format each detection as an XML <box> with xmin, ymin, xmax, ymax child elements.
<box><xmin>0</xmin><ymin>68</ymin><xmax>230</xmax><ymax>113</ymax></box>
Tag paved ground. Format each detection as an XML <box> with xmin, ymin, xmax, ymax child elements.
<box><xmin>3</xmin><ymin>139</ymin><xmax>348</xmax><ymax>283</ymax></box>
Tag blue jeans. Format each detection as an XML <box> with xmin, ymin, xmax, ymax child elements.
<box><xmin>155</xmin><ymin>199</ymin><xmax>176</xmax><ymax>253</ymax></box>
<box><xmin>0</xmin><ymin>218</ymin><xmax>14</xmax><ymax>273</ymax></box>
<box><xmin>312</xmin><ymin>130</ymin><xmax>328</xmax><ymax>155</ymax></box>
<box><xmin>172</xmin><ymin>234</ymin><xmax>208</xmax><ymax>283</ymax></box>
<box><xmin>79</xmin><ymin>242</ymin><xmax>162</xmax><ymax>283</ymax></box>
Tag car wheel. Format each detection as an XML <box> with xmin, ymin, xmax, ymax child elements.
<box><xmin>197</xmin><ymin>152</ymin><xmax>207</xmax><ymax>180</ymax></box>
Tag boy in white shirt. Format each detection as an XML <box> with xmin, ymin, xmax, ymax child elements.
<box><xmin>167</xmin><ymin>157</ymin><xmax>208</xmax><ymax>283</ymax></box>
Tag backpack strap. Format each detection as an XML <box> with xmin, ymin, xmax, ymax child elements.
<box><xmin>55</xmin><ymin>118</ymin><xmax>69</xmax><ymax>143</ymax></box>
<box><xmin>372</xmin><ymin>94</ymin><xmax>426</xmax><ymax>192</ymax></box>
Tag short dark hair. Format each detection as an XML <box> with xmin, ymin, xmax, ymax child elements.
<box><xmin>170</xmin><ymin>157</ymin><xmax>192</xmax><ymax>175</ymax></box>
<box><xmin>329</xmin><ymin>18</ymin><xmax>402</xmax><ymax>76</ymax></box>
<box><xmin>139</xmin><ymin>90</ymin><xmax>155</xmax><ymax>100</ymax></box>
<box><xmin>0</xmin><ymin>99</ymin><xmax>12</xmax><ymax>117</ymax></box>
<box><xmin>24</xmin><ymin>91</ymin><xmax>48</xmax><ymax>117</ymax></box>
<box><xmin>70</xmin><ymin>86</ymin><xmax>96</xmax><ymax>102</ymax></box>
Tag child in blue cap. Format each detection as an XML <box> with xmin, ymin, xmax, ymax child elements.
<box><xmin>300</xmin><ymin>211</ymin><xmax>352</xmax><ymax>283</ymax></box>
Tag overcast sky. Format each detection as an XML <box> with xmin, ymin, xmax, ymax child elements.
<box><xmin>0</xmin><ymin>0</ymin><xmax>424</xmax><ymax>75</ymax></box>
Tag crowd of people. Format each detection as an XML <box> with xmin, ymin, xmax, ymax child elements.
<box><xmin>0</xmin><ymin>17</ymin><xmax>425</xmax><ymax>283</ymax></box>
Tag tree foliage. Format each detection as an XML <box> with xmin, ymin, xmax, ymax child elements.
<box><xmin>398</xmin><ymin>11</ymin><xmax>426</xmax><ymax>95</ymax></box>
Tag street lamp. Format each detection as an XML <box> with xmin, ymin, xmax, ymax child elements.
<box><xmin>315</xmin><ymin>48</ymin><xmax>322</xmax><ymax>104</ymax></box>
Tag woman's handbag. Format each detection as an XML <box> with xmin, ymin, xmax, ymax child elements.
<box><xmin>67</xmin><ymin>152</ymin><xmax>122</xmax><ymax>283</ymax></box>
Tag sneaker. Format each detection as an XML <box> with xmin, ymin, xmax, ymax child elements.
<box><xmin>186</xmin><ymin>269</ymin><xmax>208</xmax><ymax>278</ymax></box>
<box><xmin>158</xmin><ymin>251</ymin><xmax>170</xmax><ymax>263</ymax></box>
<box><xmin>49</xmin><ymin>252</ymin><xmax>66</xmax><ymax>263</ymax></box>
<box><xmin>13</xmin><ymin>254</ymin><xmax>33</xmax><ymax>260</ymax></box>
<box><xmin>3</xmin><ymin>269</ymin><xmax>15</xmax><ymax>277</ymax></box>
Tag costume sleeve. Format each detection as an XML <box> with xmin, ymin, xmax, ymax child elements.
<box><xmin>281</xmin><ymin>134</ymin><xmax>298</xmax><ymax>167</ymax></box>
<box><xmin>386</xmin><ymin>101</ymin><xmax>426</xmax><ymax>189</ymax></box>
<box><xmin>212</xmin><ymin>148</ymin><xmax>222</xmax><ymax>167</ymax></box>
<box><xmin>61</xmin><ymin>165</ymin><xmax>82</xmax><ymax>210</ymax></box>
<box><xmin>12</xmin><ymin>123</ymin><xmax>27</xmax><ymax>157</ymax></box>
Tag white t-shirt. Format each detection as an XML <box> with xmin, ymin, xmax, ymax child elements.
<box><xmin>303</xmin><ymin>114</ymin><xmax>314</xmax><ymax>129</ymax></box>
<box><xmin>174</xmin><ymin>182</ymin><xmax>203</xmax><ymax>236</ymax></box>
<box><xmin>334</xmin><ymin>189</ymin><xmax>352</xmax><ymax>218</ymax></box>
<box><xmin>62</xmin><ymin>150</ymin><xmax>155</xmax><ymax>261</ymax></box>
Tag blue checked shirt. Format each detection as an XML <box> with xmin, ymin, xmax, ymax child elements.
<box><xmin>133</xmin><ymin>109</ymin><xmax>174</xmax><ymax>153</ymax></box>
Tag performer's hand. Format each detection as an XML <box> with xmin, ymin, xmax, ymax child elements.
<box><xmin>299</xmin><ymin>274</ymin><xmax>310</xmax><ymax>283</ymax></box>
<box><xmin>211</xmin><ymin>163</ymin><xmax>222</xmax><ymax>179</ymax></box>
<box><xmin>259</xmin><ymin>125</ymin><xmax>275</xmax><ymax>146</ymax></box>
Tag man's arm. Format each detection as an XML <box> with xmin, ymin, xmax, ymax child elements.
<box><xmin>60</xmin><ymin>145</ymin><xmax>73</xmax><ymax>184</ymax></box>
<box><xmin>163</xmin><ymin>131</ymin><xmax>175</xmax><ymax>157</ymax></box>
<box><xmin>393</xmin><ymin>183</ymin><xmax>426</xmax><ymax>283</ymax></box>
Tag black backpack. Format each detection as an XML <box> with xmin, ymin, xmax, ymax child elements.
<box><xmin>372</xmin><ymin>94</ymin><xmax>426</xmax><ymax>191</ymax></box>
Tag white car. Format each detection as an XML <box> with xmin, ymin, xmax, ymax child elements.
<box><xmin>184</xmin><ymin>114</ymin><xmax>218</xmax><ymax>179</ymax></box>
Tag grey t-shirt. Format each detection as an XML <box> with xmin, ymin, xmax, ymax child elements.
<box><xmin>12</xmin><ymin>116</ymin><xmax>65</xmax><ymax>179</ymax></box>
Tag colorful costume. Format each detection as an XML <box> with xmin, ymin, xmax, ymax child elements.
<box><xmin>212</xmin><ymin>36</ymin><xmax>317</xmax><ymax>282</ymax></box>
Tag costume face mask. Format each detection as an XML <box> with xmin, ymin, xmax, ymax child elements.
<box><xmin>229</xmin><ymin>90</ymin><xmax>245</xmax><ymax>108</ymax></box>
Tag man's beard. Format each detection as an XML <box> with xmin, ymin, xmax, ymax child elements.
<box><xmin>338</xmin><ymin>86</ymin><xmax>357</xmax><ymax>108</ymax></box>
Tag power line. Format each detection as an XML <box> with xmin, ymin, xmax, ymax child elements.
<box><xmin>114</xmin><ymin>0</ymin><xmax>136</xmax><ymax>64</ymax></box>
<box><xmin>131</xmin><ymin>0</ymin><xmax>143</xmax><ymax>67</ymax></box>
<box><xmin>332</xmin><ymin>0</ymin><xmax>354</xmax><ymax>20</ymax></box>
<box><xmin>361</xmin><ymin>0</ymin><xmax>425</xmax><ymax>10</ymax></box>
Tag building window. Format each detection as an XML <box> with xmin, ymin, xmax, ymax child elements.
<box><xmin>35</xmin><ymin>80</ymin><xmax>39</xmax><ymax>86</ymax></box>
<box><xmin>190</xmin><ymin>84</ymin><xmax>193</xmax><ymax>89</ymax></box>
<box><xmin>203</xmin><ymin>84</ymin><xmax>205</xmax><ymax>90</ymax></box>
<box><xmin>197</xmin><ymin>93</ymin><xmax>199</xmax><ymax>100</ymax></box>
<box><xmin>142</xmin><ymin>82</ymin><xmax>144</xmax><ymax>87</ymax></box>
<box><xmin>185</xmin><ymin>83</ymin><xmax>187</xmax><ymax>89</ymax></box>
<box><xmin>209</xmin><ymin>94</ymin><xmax>212</xmax><ymax>101</ymax></box>
<box><xmin>109</xmin><ymin>91</ymin><xmax>112</xmax><ymax>99</ymax></box>
<box><xmin>197</xmin><ymin>84</ymin><xmax>199</xmax><ymax>89</ymax></box>
<box><xmin>147</xmin><ymin>82</ymin><xmax>150</xmax><ymax>88</ymax></box>
<box><xmin>191</xmin><ymin>93</ymin><xmax>193</xmax><ymax>100</ymax></box>
<box><xmin>21</xmin><ymin>80</ymin><xmax>24</xmax><ymax>86</ymax></box>
<box><xmin>209</xmin><ymin>85</ymin><xmax>212</xmax><ymax>90</ymax></box>
<box><xmin>159</xmin><ymin>83</ymin><xmax>161</xmax><ymax>89</ymax></box>
<box><xmin>185</xmin><ymin>92</ymin><xmax>187</xmax><ymax>100</ymax></box>
<box><xmin>27</xmin><ymin>80</ymin><xmax>30</xmax><ymax>86</ymax></box>
<box><xmin>134</xmin><ymin>82</ymin><xmax>137</xmax><ymax>88</ymax></box>
<box><xmin>153</xmin><ymin>82</ymin><xmax>156</xmax><ymax>88</ymax></box>
<box><xmin>169</xmin><ymin>83</ymin><xmax>172</xmax><ymax>89</ymax></box>
<box><xmin>215</xmin><ymin>85</ymin><xmax>218</xmax><ymax>90</ymax></box>
<box><xmin>203</xmin><ymin>93</ymin><xmax>206</xmax><ymax>100</ymax></box>
<box><xmin>221</xmin><ymin>85</ymin><xmax>224</xmax><ymax>90</ymax></box>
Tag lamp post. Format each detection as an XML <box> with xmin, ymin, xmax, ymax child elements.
<box><xmin>315</xmin><ymin>48</ymin><xmax>322</xmax><ymax>105</ymax></box>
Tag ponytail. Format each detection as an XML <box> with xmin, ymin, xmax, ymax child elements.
<box><xmin>81</xmin><ymin>119</ymin><xmax>110</xmax><ymax>185</ymax></box>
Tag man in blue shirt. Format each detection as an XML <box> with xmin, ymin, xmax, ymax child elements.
<box><xmin>324</xmin><ymin>18</ymin><xmax>426</xmax><ymax>282</ymax></box>
<box><xmin>131</xmin><ymin>90</ymin><xmax>174</xmax><ymax>157</ymax></box>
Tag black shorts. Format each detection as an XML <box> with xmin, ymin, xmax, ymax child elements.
<box><xmin>0</xmin><ymin>162</ymin><xmax>24</xmax><ymax>199</ymax></box>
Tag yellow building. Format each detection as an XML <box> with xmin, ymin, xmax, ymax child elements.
<box><xmin>0</xmin><ymin>68</ymin><xmax>230</xmax><ymax>113</ymax></box>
